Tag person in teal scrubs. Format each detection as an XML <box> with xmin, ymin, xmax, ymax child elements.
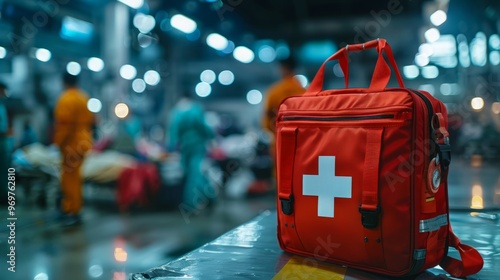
<box><xmin>0</xmin><ymin>82</ymin><xmax>10</xmax><ymax>205</ymax></box>
<box><xmin>168</xmin><ymin>92</ymin><xmax>214</xmax><ymax>210</ymax></box>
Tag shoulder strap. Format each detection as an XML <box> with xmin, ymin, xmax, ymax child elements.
<box><xmin>439</xmin><ymin>224</ymin><xmax>484</xmax><ymax>277</ymax></box>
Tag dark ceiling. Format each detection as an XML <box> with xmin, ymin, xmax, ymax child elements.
<box><xmin>1</xmin><ymin>0</ymin><xmax>499</xmax><ymax>101</ymax></box>
<box><xmin>1</xmin><ymin>0</ymin><xmax>499</xmax><ymax>59</ymax></box>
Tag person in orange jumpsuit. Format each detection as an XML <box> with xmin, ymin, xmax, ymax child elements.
<box><xmin>262</xmin><ymin>57</ymin><xmax>306</xmax><ymax>158</ymax></box>
<box><xmin>54</xmin><ymin>73</ymin><xmax>94</xmax><ymax>226</ymax></box>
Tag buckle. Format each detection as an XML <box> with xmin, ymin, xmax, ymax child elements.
<box><xmin>359</xmin><ymin>206</ymin><xmax>381</xmax><ymax>229</ymax></box>
<box><xmin>280</xmin><ymin>195</ymin><xmax>294</xmax><ymax>215</ymax></box>
<box><xmin>437</xmin><ymin>143</ymin><xmax>451</xmax><ymax>169</ymax></box>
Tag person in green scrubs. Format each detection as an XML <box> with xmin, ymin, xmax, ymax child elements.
<box><xmin>168</xmin><ymin>92</ymin><xmax>214</xmax><ymax>210</ymax></box>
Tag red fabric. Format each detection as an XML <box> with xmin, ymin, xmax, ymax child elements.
<box><xmin>117</xmin><ymin>163</ymin><xmax>160</xmax><ymax>211</ymax></box>
<box><xmin>440</xmin><ymin>225</ymin><xmax>484</xmax><ymax>277</ymax></box>
<box><xmin>306</xmin><ymin>39</ymin><xmax>404</xmax><ymax>95</ymax></box>
<box><xmin>360</xmin><ymin>128</ymin><xmax>383</xmax><ymax>211</ymax></box>
<box><xmin>275</xmin><ymin>39</ymin><xmax>483</xmax><ymax>277</ymax></box>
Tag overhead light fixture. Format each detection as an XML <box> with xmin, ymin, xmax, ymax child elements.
<box><xmin>439</xmin><ymin>83</ymin><xmax>460</xmax><ymax>96</ymax></box>
<box><xmin>246</xmin><ymin>90</ymin><xmax>263</xmax><ymax>105</ymax></box>
<box><xmin>275</xmin><ymin>42</ymin><xmax>290</xmax><ymax>59</ymax></box>
<box><xmin>421</xmin><ymin>65</ymin><xmax>439</xmax><ymax>79</ymax></box>
<box><xmin>170</xmin><ymin>14</ymin><xmax>197</xmax><ymax>34</ymax></box>
<box><xmin>221</xmin><ymin>40</ymin><xmax>235</xmax><ymax>54</ymax></box>
<box><xmin>200</xmin><ymin>70</ymin><xmax>216</xmax><ymax>84</ymax></box>
<box><xmin>491</xmin><ymin>102</ymin><xmax>500</xmax><ymax>115</ymax></box>
<box><xmin>294</xmin><ymin>75</ymin><xmax>308</xmax><ymax>87</ymax></box>
<box><xmin>87</xmin><ymin>57</ymin><xmax>105</xmax><ymax>72</ymax></box>
<box><xmin>218</xmin><ymin>70</ymin><xmax>234</xmax><ymax>85</ymax></box>
<box><xmin>418</xmin><ymin>43</ymin><xmax>433</xmax><ymax>57</ymax></box>
<box><xmin>35</xmin><ymin>48</ymin><xmax>51</xmax><ymax>62</ymax></box>
<box><xmin>115</xmin><ymin>103</ymin><xmax>130</xmax><ymax>118</ymax></box>
<box><xmin>425</xmin><ymin>28</ymin><xmax>440</xmax><ymax>43</ymax></box>
<box><xmin>60</xmin><ymin>16</ymin><xmax>94</xmax><ymax>43</ymax></box>
<box><xmin>403</xmin><ymin>65</ymin><xmax>419</xmax><ymax>79</ymax></box>
<box><xmin>87</xmin><ymin>98</ymin><xmax>102</xmax><ymax>113</ymax></box>
<box><xmin>418</xmin><ymin>84</ymin><xmax>435</xmax><ymax>95</ymax></box>
<box><xmin>415</xmin><ymin>53</ymin><xmax>430</xmax><ymax>67</ymax></box>
<box><xmin>457</xmin><ymin>37</ymin><xmax>471</xmax><ymax>68</ymax></box>
<box><xmin>120</xmin><ymin>64</ymin><xmax>137</xmax><ymax>80</ymax></box>
<box><xmin>258</xmin><ymin>45</ymin><xmax>276</xmax><ymax>63</ymax></box>
<box><xmin>195</xmin><ymin>82</ymin><xmax>211</xmax><ymax>97</ymax></box>
<box><xmin>133</xmin><ymin>13</ymin><xmax>156</xmax><ymax>33</ymax></box>
<box><xmin>66</xmin><ymin>61</ymin><xmax>81</xmax><ymax>76</ymax></box>
<box><xmin>471</xmin><ymin>97</ymin><xmax>484</xmax><ymax>111</ymax></box>
<box><xmin>118</xmin><ymin>0</ymin><xmax>144</xmax><ymax>9</ymax></box>
<box><xmin>144</xmin><ymin>70</ymin><xmax>161</xmax><ymax>86</ymax></box>
<box><xmin>430</xmin><ymin>10</ymin><xmax>447</xmax><ymax>26</ymax></box>
<box><xmin>490</xmin><ymin>51</ymin><xmax>500</xmax><ymax>66</ymax></box>
<box><xmin>132</xmin><ymin>79</ymin><xmax>146</xmax><ymax>93</ymax></box>
<box><xmin>206</xmin><ymin>33</ymin><xmax>228</xmax><ymax>51</ymax></box>
<box><xmin>0</xmin><ymin>47</ymin><xmax>7</xmax><ymax>59</ymax></box>
<box><xmin>489</xmin><ymin>34</ymin><xmax>500</xmax><ymax>50</ymax></box>
<box><xmin>470</xmin><ymin>32</ymin><xmax>487</xmax><ymax>67</ymax></box>
<box><xmin>233</xmin><ymin>46</ymin><xmax>254</xmax><ymax>63</ymax></box>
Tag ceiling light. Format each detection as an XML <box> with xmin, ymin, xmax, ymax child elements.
<box><xmin>430</xmin><ymin>10</ymin><xmax>447</xmax><ymax>26</ymax></box>
<box><xmin>425</xmin><ymin>28</ymin><xmax>440</xmax><ymax>43</ymax></box>
<box><xmin>118</xmin><ymin>0</ymin><xmax>144</xmax><ymax>9</ymax></box>
<box><xmin>170</xmin><ymin>14</ymin><xmax>197</xmax><ymax>34</ymax></box>
<box><xmin>120</xmin><ymin>64</ymin><xmax>137</xmax><ymax>80</ymax></box>
<box><xmin>35</xmin><ymin>48</ymin><xmax>51</xmax><ymax>62</ymax></box>
<box><xmin>66</xmin><ymin>61</ymin><xmax>81</xmax><ymax>76</ymax></box>
<box><xmin>233</xmin><ymin>46</ymin><xmax>254</xmax><ymax>63</ymax></box>
<box><xmin>206</xmin><ymin>33</ymin><xmax>228</xmax><ymax>51</ymax></box>
<box><xmin>87</xmin><ymin>57</ymin><xmax>104</xmax><ymax>72</ymax></box>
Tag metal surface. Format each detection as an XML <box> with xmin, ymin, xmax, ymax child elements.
<box><xmin>132</xmin><ymin>210</ymin><xmax>499</xmax><ymax>280</ymax></box>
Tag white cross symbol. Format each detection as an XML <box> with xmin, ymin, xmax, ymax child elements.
<box><xmin>303</xmin><ymin>156</ymin><xmax>352</xmax><ymax>218</ymax></box>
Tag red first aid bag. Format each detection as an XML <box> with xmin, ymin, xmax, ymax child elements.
<box><xmin>276</xmin><ymin>39</ymin><xmax>483</xmax><ymax>277</ymax></box>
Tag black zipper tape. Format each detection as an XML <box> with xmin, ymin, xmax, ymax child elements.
<box><xmin>283</xmin><ymin>114</ymin><xmax>395</xmax><ymax>122</ymax></box>
<box><xmin>409</xmin><ymin>89</ymin><xmax>434</xmax><ymax>139</ymax></box>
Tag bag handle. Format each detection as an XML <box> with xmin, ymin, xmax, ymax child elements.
<box><xmin>305</xmin><ymin>39</ymin><xmax>405</xmax><ymax>95</ymax></box>
<box><xmin>440</xmin><ymin>225</ymin><xmax>484</xmax><ymax>277</ymax></box>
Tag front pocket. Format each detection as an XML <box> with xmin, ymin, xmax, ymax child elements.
<box><xmin>280</xmin><ymin>113</ymin><xmax>414</xmax><ymax>272</ymax></box>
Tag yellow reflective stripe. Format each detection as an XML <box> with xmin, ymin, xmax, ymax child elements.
<box><xmin>273</xmin><ymin>256</ymin><xmax>347</xmax><ymax>280</ymax></box>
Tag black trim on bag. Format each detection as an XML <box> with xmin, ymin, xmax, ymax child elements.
<box><xmin>409</xmin><ymin>90</ymin><xmax>434</xmax><ymax>141</ymax></box>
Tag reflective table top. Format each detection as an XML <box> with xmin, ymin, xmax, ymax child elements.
<box><xmin>131</xmin><ymin>210</ymin><xmax>499</xmax><ymax>280</ymax></box>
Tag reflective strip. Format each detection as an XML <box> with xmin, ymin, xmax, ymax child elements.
<box><xmin>419</xmin><ymin>214</ymin><xmax>448</xmax><ymax>233</ymax></box>
<box><xmin>414</xmin><ymin>249</ymin><xmax>426</xmax><ymax>260</ymax></box>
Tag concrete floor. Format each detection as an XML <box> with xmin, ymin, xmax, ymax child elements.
<box><xmin>0</xmin><ymin>157</ymin><xmax>498</xmax><ymax>280</ymax></box>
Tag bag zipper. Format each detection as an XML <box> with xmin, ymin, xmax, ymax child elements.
<box><xmin>409</xmin><ymin>89</ymin><xmax>434</xmax><ymax>136</ymax></box>
<box><xmin>282</xmin><ymin>112</ymin><xmax>412</xmax><ymax>122</ymax></box>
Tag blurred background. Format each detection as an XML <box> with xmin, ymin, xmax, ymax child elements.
<box><xmin>0</xmin><ymin>0</ymin><xmax>499</xmax><ymax>279</ymax></box>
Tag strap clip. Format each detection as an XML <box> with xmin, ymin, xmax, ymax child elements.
<box><xmin>437</xmin><ymin>143</ymin><xmax>452</xmax><ymax>169</ymax></box>
<box><xmin>359</xmin><ymin>205</ymin><xmax>381</xmax><ymax>229</ymax></box>
<box><xmin>280</xmin><ymin>195</ymin><xmax>294</xmax><ymax>215</ymax></box>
